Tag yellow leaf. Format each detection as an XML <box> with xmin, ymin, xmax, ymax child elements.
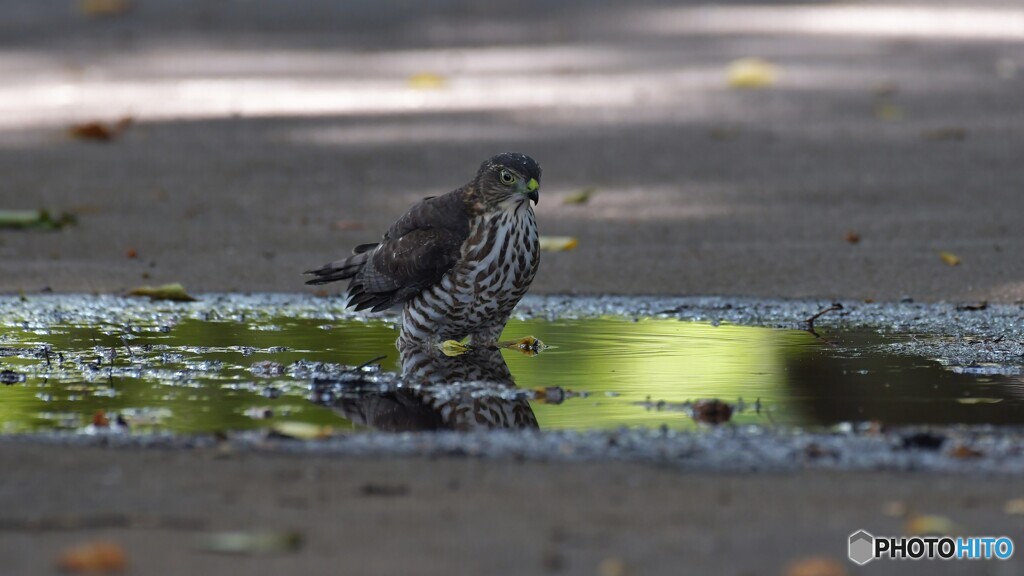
<box><xmin>407</xmin><ymin>73</ymin><xmax>446</xmax><ymax>90</ymax></box>
<box><xmin>538</xmin><ymin>236</ymin><xmax>578</xmax><ymax>252</ymax></box>
<box><xmin>562</xmin><ymin>187</ymin><xmax>596</xmax><ymax>205</ymax></box>
<box><xmin>127</xmin><ymin>283</ymin><xmax>198</xmax><ymax>302</ymax></box>
<box><xmin>727</xmin><ymin>58</ymin><xmax>778</xmax><ymax>89</ymax></box>
<box><xmin>939</xmin><ymin>251</ymin><xmax>961</xmax><ymax>266</ymax></box>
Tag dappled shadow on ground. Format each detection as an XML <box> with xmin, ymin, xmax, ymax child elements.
<box><xmin>1</xmin><ymin>0</ymin><xmax>1023</xmax><ymax>300</ymax></box>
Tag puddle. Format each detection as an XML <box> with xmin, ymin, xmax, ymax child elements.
<box><xmin>1</xmin><ymin>299</ymin><xmax>1023</xmax><ymax>435</ymax></box>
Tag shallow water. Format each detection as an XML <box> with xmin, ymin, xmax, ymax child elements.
<box><xmin>1</xmin><ymin>303</ymin><xmax>1022</xmax><ymax>435</ymax></box>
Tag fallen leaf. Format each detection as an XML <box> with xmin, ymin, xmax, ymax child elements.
<box><xmin>407</xmin><ymin>72</ymin><xmax>446</xmax><ymax>90</ymax></box>
<box><xmin>875</xmin><ymin>103</ymin><xmax>904</xmax><ymax>121</ymax></box>
<box><xmin>843</xmin><ymin>230</ymin><xmax>860</xmax><ymax>244</ymax></box>
<box><xmin>69</xmin><ymin>122</ymin><xmax>114</xmax><ymax>141</ymax></box>
<box><xmin>498</xmin><ymin>335</ymin><xmax>546</xmax><ymax>355</ymax></box>
<box><xmin>727</xmin><ymin>58</ymin><xmax>778</xmax><ymax>88</ymax></box>
<box><xmin>92</xmin><ymin>411</ymin><xmax>110</xmax><ymax>427</ymax></box>
<box><xmin>939</xmin><ymin>251</ymin><xmax>961</xmax><ymax>266</ymax></box>
<box><xmin>195</xmin><ymin>531</ymin><xmax>303</xmax><ymax>555</ymax></box>
<box><xmin>57</xmin><ymin>541</ymin><xmax>127</xmax><ymax>573</ymax></box>
<box><xmin>124</xmin><ymin>248</ymin><xmax>138</xmax><ymax>259</ymax></box>
<box><xmin>69</xmin><ymin>117</ymin><xmax>133</xmax><ymax>142</ymax></box>
<box><xmin>948</xmin><ymin>444</ymin><xmax>984</xmax><ymax>459</ymax></box>
<box><xmin>78</xmin><ymin>0</ymin><xmax>131</xmax><ymax>16</ymax></box>
<box><xmin>691</xmin><ymin>399</ymin><xmax>733</xmax><ymax>425</ymax></box>
<box><xmin>538</xmin><ymin>236</ymin><xmax>578</xmax><ymax>252</ymax></box>
<box><xmin>1003</xmin><ymin>498</ymin><xmax>1024</xmax><ymax>515</ymax></box>
<box><xmin>270</xmin><ymin>422</ymin><xmax>334</xmax><ymax>440</ymax></box>
<box><xmin>922</xmin><ymin>127</ymin><xmax>967</xmax><ymax>141</ymax></box>
<box><xmin>784</xmin><ymin>556</ymin><xmax>847</xmax><ymax>576</ymax></box>
<box><xmin>0</xmin><ymin>209</ymin><xmax>76</xmax><ymax>230</ymax></box>
<box><xmin>562</xmin><ymin>187</ymin><xmax>596</xmax><ymax>205</ymax></box>
<box><xmin>956</xmin><ymin>301</ymin><xmax>987</xmax><ymax>311</ymax></box>
<box><xmin>127</xmin><ymin>283</ymin><xmax>198</xmax><ymax>302</ymax></box>
<box><xmin>905</xmin><ymin>514</ymin><xmax>958</xmax><ymax>536</ymax></box>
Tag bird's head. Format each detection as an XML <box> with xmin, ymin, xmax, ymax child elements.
<box><xmin>475</xmin><ymin>152</ymin><xmax>541</xmax><ymax>208</ymax></box>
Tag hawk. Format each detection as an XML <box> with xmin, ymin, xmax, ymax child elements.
<box><xmin>305</xmin><ymin>152</ymin><xmax>541</xmax><ymax>348</ymax></box>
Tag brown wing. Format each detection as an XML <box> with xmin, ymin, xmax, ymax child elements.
<box><xmin>345</xmin><ymin>190</ymin><xmax>470</xmax><ymax>312</ymax></box>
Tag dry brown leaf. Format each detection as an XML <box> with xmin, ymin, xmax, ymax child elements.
<box><xmin>91</xmin><ymin>410</ymin><xmax>110</xmax><ymax>427</ymax></box>
<box><xmin>784</xmin><ymin>556</ymin><xmax>847</xmax><ymax>576</ymax></box>
<box><xmin>727</xmin><ymin>58</ymin><xmax>778</xmax><ymax>88</ymax></box>
<box><xmin>538</xmin><ymin>236</ymin><xmax>578</xmax><ymax>252</ymax></box>
<box><xmin>498</xmin><ymin>336</ymin><xmax>546</xmax><ymax>355</ymax></box>
<box><xmin>948</xmin><ymin>444</ymin><xmax>984</xmax><ymax>459</ymax></box>
<box><xmin>69</xmin><ymin>117</ymin><xmax>133</xmax><ymax>141</ymax></box>
<box><xmin>939</xmin><ymin>251</ymin><xmax>961</xmax><ymax>266</ymax></box>
<box><xmin>691</xmin><ymin>399</ymin><xmax>733</xmax><ymax>425</ymax></box>
<box><xmin>79</xmin><ymin>0</ymin><xmax>131</xmax><ymax>16</ymax></box>
<box><xmin>57</xmin><ymin>541</ymin><xmax>127</xmax><ymax>573</ymax></box>
<box><xmin>843</xmin><ymin>230</ymin><xmax>860</xmax><ymax>244</ymax></box>
<box><xmin>562</xmin><ymin>187</ymin><xmax>596</xmax><ymax>205</ymax></box>
<box><xmin>127</xmin><ymin>283</ymin><xmax>198</xmax><ymax>302</ymax></box>
<box><xmin>407</xmin><ymin>73</ymin><xmax>446</xmax><ymax>90</ymax></box>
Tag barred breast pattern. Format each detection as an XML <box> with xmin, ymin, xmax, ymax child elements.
<box><xmin>399</xmin><ymin>202</ymin><xmax>539</xmax><ymax>346</ymax></box>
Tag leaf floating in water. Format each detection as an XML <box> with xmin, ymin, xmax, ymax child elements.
<box><xmin>57</xmin><ymin>541</ymin><xmax>127</xmax><ymax>573</ymax></box>
<box><xmin>270</xmin><ymin>422</ymin><xmax>334</xmax><ymax>440</ymax></box>
<box><xmin>407</xmin><ymin>72</ymin><xmax>446</xmax><ymax>90</ymax></box>
<box><xmin>196</xmin><ymin>530</ymin><xmax>304</xmax><ymax>555</ymax></box>
<box><xmin>499</xmin><ymin>335</ymin><xmax>547</xmax><ymax>356</ymax></box>
<box><xmin>948</xmin><ymin>444</ymin><xmax>984</xmax><ymax>459</ymax></box>
<box><xmin>843</xmin><ymin>230</ymin><xmax>860</xmax><ymax>244</ymax></box>
<box><xmin>726</xmin><ymin>58</ymin><xmax>779</xmax><ymax>89</ymax></box>
<box><xmin>691</xmin><ymin>399</ymin><xmax>733</xmax><ymax>425</ymax></box>
<box><xmin>78</xmin><ymin>0</ymin><xmax>131</xmax><ymax>16</ymax></box>
<box><xmin>562</xmin><ymin>187</ymin><xmax>596</xmax><ymax>205</ymax></box>
<box><xmin>127</xmin><ymin>283</ymin><xmax>198</xmax><ymax>302</ymax></box>
<box><xmin>939</xmin><ymin>251</ymin><xmax>961</xmax><ymax>266</ymax></box>
<box><xmin>0</xmin><ymin>209</ymin><xmax>76</xmax><ymax>230</ymax></box>
<box><xmin>539</xmin><ymin>236</ymin><xmax>578</xmax><ymax>252</ymax></box>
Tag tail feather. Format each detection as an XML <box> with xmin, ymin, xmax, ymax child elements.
<box><xmin>304</xmin><ymin>252</ymin><xmax>370</xmax><ymax>286</ymax></box>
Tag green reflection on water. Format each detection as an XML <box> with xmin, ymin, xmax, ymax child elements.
<box><xmin>2</xmin><ymin>311</ymin><xmax>1022</xmax><ymax>434</ymax></box>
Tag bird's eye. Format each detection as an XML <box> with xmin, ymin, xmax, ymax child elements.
<box><xmin>499</xmin><ymin>169</ymin><xmax>516</xmax><ymax>185</ymax></box>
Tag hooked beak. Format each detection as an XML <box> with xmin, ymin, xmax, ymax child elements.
<box><xmin>526</xmin><ymin>178</ymin><xmax>539</xmax><ymax>204</ymax></box>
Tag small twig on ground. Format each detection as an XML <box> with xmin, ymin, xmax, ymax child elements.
<box><xmin>804</xmin><ymin>302</ymin><xmax>843</xmax><ymax>338</ymax></box>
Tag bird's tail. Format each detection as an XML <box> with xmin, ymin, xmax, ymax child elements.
<box><xmin>304</xmin><ymin>243</ymin><xmax>378</xmax><ymax>285</ymax></box>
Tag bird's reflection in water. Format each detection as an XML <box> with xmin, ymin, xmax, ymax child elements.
<box><xmin>330</xmin><ymin>340</ymin><xmax>538</xmax><ymax>432</ymax></box>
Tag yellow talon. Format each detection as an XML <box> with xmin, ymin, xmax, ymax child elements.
<box><xmin>439</xmin><ymin>339</ymin><xmax>472</xmax><ymax>357</ymax></box>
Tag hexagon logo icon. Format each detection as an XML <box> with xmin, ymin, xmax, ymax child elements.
<box><xmin>848</xmin><ymin>530</ymin><xmax>875</xmax><ymax>565</ymax></box>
